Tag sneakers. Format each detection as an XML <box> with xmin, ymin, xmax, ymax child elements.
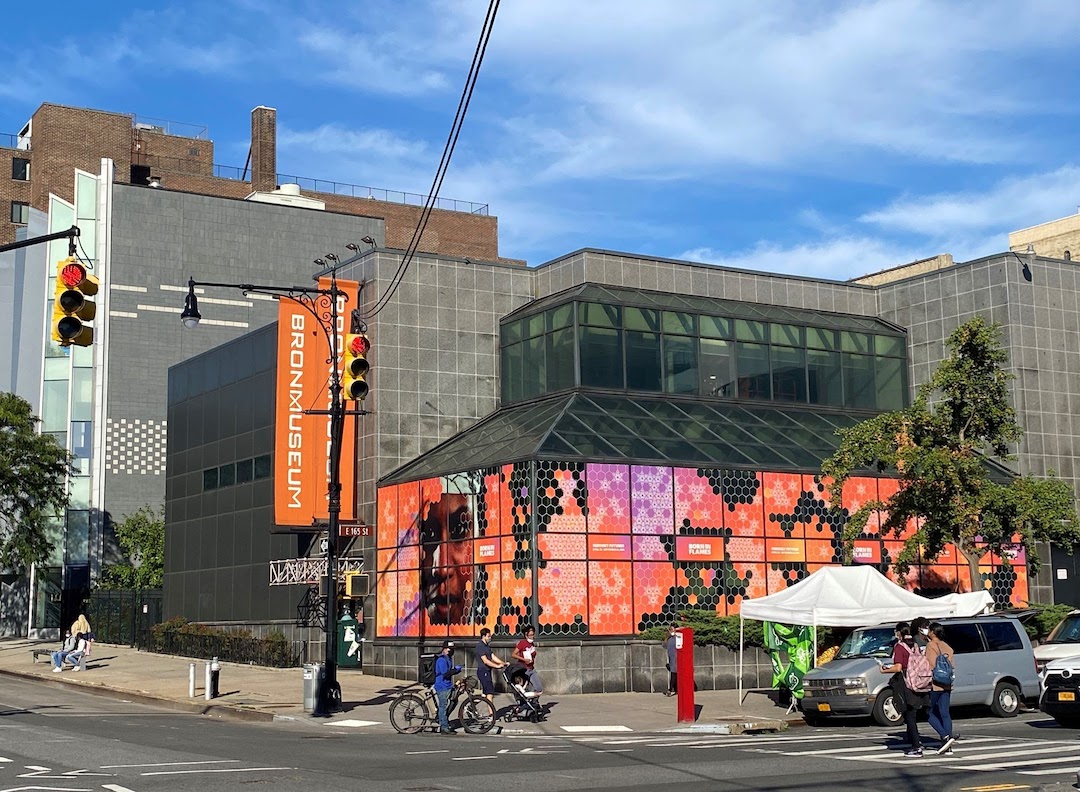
<box><xmin>71</xmin><ymin>666</ymin><xmax>81</xmax><ymax>672</ymax></box>
<box><xmin>52</xmin><ymin>666</ymin><xmax>62</xmax><ymax>673</ymax></box>
<box><xmin>936</xmin><ymin>736</ymin><xmax>957</xmax><ymax>755</ymax></box>
<box><xmin>903</xmin><ymin>748</ymin><xmax>923</xmax><ymax>758</ymax></box>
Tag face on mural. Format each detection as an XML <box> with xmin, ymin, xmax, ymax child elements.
<box><xmin>419</xmin><ymin>492</ymin><xmax>474</xmax><ymax>624</ymax></box>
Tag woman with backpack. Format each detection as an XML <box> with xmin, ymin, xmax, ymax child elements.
<box><xmin>925</xmin><ymin>622</ymin><xmax>957</xmax><ymax>755</ymax></box>
<box><xmin>880</xmin><ymin>621</ymin><xmax>931</xmax><ymax>757</ymax></box>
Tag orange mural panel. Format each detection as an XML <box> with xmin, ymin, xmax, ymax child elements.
<box><xmin>920</xmin><ymin>564</ymin><xmax>959</xmax><ymax>591</ymax></box>
<box><xmin>398</xmin><ymin>481</ymin><xmax>421</xmax><ymax>547</ymax></box>
<box><xmin>801</xmin><ymin>474</ymin><xmax>840</xmax><ymax>540</ymax></box>
<box><xmin>763</xmin><ymin>472</ymin><xmax>805</xmax><ymax>539</ymax></box>
<box><xmin>852</xmin><ymin>540</ymin><xmax>881</xmax><ymax>564</ymax></box>
<box><xmin>586</xmin><ymin>463</ymin><xmax>632</xmax><ymax>533</ymax></box>
<box><xmin>674</xmin><ymin>467</ymin><xmax>727</xmax><ymax>532</ymax></box>
<box><xmin>539</xmin><ymin>533</ymin><xmax>587</xmax><ymax>559</ymax></box>
<box><xmin>632</xmin><ymin>535</ymin><xmax>668</xmax><ymax>561</ymax></box>
<box><xmin>588</xmin><ymin>535</ymin><xmax>631</xmax><ymax>561</ymax></box>
<box><xmin>589</xmin><ymin>561</ymin><xmax>634</xmax><ymax>635</ymax></box>
<box><xmin>376</xmin><ymin>561</ymin><xmax>398</xmax><ymax>637</ymax></box>
<box><xmin>475</xmin><ymin>538</ymin><xmax>500</xmax><ymax>565</ymax></box>
<box><xmin>397</xmin><ymin>568</ymin><xmax>420</xmax><ymax>637</ymax></box>
<box><xmin>675</xmin><ymin>535</ymin><xmax>725</xmax><ymax>563</ymax></box>
<box><xmin>633</xmin><ymin>562</ymin><xmax>675</xmax><ymax>629</ymax></box>
<box><xmin>842</xmin><ymin>477</ymin><xmax>879</xmax><ymax>538</ymax></box>
<box><xmin>377</xmin><ymin>485</ymin><xmax>398</xmax><ymax>549</ymax></box>
<box><xmin>766</xmin><ymin>538</ymin><xmax>806</xmax><ymax>564</ymax></box>
<box><xmin>481</xmin><ymin>469</ymin><xmax>502</xmax><ymax>537</ymax></box>
<box><xmin>767</xmin><ymin>565</ymin><xmax>808</xmax><ymax>594</ymax></box>
<box><xmin>722</xmin><ymin>471</ymin><xmax>765</xmax><ymax>537</ymax></box>
<box><xmin>805</xmin><ymin>539</ymin><xmax>839</xmax><ymax>564</ymax></box>
<box><xmin>273</xmin><ymin>279</ymin><xmax>359</xmax><ymax>525</ymax></box>
<box><xmin>543</xmin><ymin>468</ymin><xmax>588</xmax><ymax>532</ymax></box>
<box><xmin>726</xmin><ymin>535</ymin><xmax>765</xmax><ymax>562</ymax></box>
<box><xmin>538</xmin><ymin>560</ymin><xmax>587</xmax><ymax>627</ymax></box>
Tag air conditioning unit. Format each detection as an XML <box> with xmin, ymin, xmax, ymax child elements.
<box><xmin>134</xmin><ymin>122</ymin><xmax>165</xmax><ymax>133</ymax></box>
<box><xmin>344</xmin><ymin>572</ymin><xmax>369</xmax><ymax>599</ymax></box>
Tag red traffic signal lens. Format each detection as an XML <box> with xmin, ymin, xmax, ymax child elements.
<box><xmin>60</xmin><ymin>261</ymin><xmax>88</xmax><ymax>288</ymax></box>
<box><xmin>348</xmin><ymin>334</ymin><xmax>370</xmax><ymax>356</ymax></box>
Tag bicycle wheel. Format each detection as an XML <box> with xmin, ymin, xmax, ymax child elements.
<box><xmin>390</xmin><ymin>693</ymin><xmax>431</xmax><ymax>734</ymax></box>
<box><xmin>458</xmin><ymin>695</ymin><xmax>496</xmax><ymax>735</ymax></box>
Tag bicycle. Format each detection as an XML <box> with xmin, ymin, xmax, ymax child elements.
<box><xmin>389</xmin><ymin>676</ymin><xmax>496</xmax><ymax>735</ymax></box>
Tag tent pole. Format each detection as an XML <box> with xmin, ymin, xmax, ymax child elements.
<box><xmin>738</xmin><ymin>614</ymin><xmax>744</xmax><ymax>705</ymax></box>
<box><xmin>812</xmin><ymin>614</ymin><xmax>818</xmax><ymax>669</ymax></box>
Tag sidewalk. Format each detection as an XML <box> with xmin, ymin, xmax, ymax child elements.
<box><xmin>0</xmin><ymin>638</ymin><xmax>800</xmax><ymax>735</ymax></box>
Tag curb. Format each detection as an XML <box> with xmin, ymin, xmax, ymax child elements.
<box><xmin>662</xmin><ymin>719</ymin><xmax>789</xmax><ymax>735</ymax></box>
<box><xmin>0</xmin><ymin>666</ymin><xmax>275</xmax><ymax>724</ymax></box>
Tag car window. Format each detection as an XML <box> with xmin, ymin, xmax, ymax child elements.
<box><xmin>980</xmin><ymin>621</ymin><xmax>1024</xmax><ymax>651</ymax></box>
<box><xmin>837</xmin><ymin>627</ymin><xmax>895</xmax><ymax>659</ymax></box>
<box><xmin>942</xmin><ymin>622</ymin><xmax>984</xmax><ymax>653</ymax></box>
<box><xmin>1046</xmin><ymin>614</ymin><xmax>1080</xmax><ymax>644</ymax></box>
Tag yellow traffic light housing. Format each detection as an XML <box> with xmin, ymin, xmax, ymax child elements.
<box><xmin>342</xmin><ymin>333</ymin><xmax>370</xmax><ymax>401</ymax></box>
<box><xmin>51</xmin><ymin>258</ymin><xmax>98</xmax><ymax>347</ymax></box>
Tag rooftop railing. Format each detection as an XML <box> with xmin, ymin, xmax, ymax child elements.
<box><xmin>0</xmin><ymin>133</ymin><xmax>21</xmax><ymax>150</ymax></box>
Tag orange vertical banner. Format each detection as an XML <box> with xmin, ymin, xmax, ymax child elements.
<box><xmin>274</xmin><ymin>278</ymin><xmax>360</xmax><ymax>526</ymax></box>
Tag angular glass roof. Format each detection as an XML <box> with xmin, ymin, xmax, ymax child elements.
<box><xmin>380</xmin><ymin>392</ymin><xmax>880</xmax><ymax>485</ymax></box>
<box><xmin>502</xmin><ymin>282</ymin><xmax>903</xmax><ymax>335</ymax></box>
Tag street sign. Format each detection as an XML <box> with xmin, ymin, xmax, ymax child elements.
<box><xmin>340</xmin><ymin>524</ymin><xmax>371</xmax><ymax>537</ymax></box>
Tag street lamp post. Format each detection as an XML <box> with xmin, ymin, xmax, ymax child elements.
<box><xmin>180</xmin><ymin>249</ymin><xmax>370</xmax><ymax>716</ymax></box>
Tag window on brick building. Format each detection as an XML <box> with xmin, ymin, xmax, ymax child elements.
<box><xmin>10</xmin><ymin>201</ymin><xmax>29</xmax><ymax>224</ymax></box>
<box><xmin>11</xmin><ymin>157</ymin><xmax>29</xmax><ymax>181</ymax></box>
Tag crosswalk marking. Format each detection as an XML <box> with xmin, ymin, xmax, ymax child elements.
<box><xmin>734</xmin><ymin>732</ymin><xmax>1080</xmax><ymax>779</ymax></box>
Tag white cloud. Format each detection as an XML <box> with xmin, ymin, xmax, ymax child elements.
<box><xmin>278</xmin><ymin>124</ymin><xmax>428</xmax><ymax>162</ymax></box>
<box><xmin>860</xmin><ymin>166</ymin><xmax>1080</xmax><ymax>236</ymax></box>
<box><xmin>679</xmin><ymin>236</ymin><xmax>926</xmax><ymax>281</ymax></box>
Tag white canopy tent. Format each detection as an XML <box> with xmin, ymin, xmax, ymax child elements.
<box><xmin>737</xmin><ymin>566</ymin><xmax>984</xmax><ymax>702</ymax></box>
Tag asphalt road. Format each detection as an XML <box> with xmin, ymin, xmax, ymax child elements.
<box><xmin>2</xmin><ymin>675</ymin><xmax>1077</xmax><ymax>792</ymax></box>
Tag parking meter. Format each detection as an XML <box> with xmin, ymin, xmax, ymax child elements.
<box><xmin>676</xmin><ymin>627</ymin><xmax>694</xmax><ymax>723</ymax></box>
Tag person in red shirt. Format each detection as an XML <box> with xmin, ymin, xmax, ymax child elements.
<box><xmin>880</xmin><ymin>621</ymin><xmax>930</xmax><ymax>757</ymax></box>
<box><xmin>511</xmin><ymin>626</ymin><xmax>544</xmax><ymax>694</ymax></box>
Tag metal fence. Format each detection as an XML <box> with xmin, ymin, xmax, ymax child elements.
<box><xmin>84</xmin><ymin>589</ymin><xmax>162</xmax><ymax>648</ymax></box>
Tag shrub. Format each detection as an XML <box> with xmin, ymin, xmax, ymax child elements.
<box><xmin>148</xmin><ymin>618</ymin><xmax>301</xmax><ymax>667</ymax></box>
<box><xmin>640</xmin><ymin>610</ymin><xmax>764</xmax><ymax>650</ymax></box>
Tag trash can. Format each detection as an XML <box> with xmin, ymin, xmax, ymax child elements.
<box><xmin>303</xmin><ymin>663</ymin><xmax>325</xmax><ymax>712</ymax></box>
<box><xmin>337</xmin><ymin>613</ymin><xmax>361</xmax><ymax>669</ymax></box>
<box><xmin>418</xmin><ymin>652</ymin><xmax>437</xmax><ymax>687</ymax></box>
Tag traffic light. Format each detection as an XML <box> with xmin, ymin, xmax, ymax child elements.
<box><xmin>51</xmin><ymin>257</ymin><xmax>98</xmax><ymax>347</ymax></box>
<box><xmin>342</xmin><ymin>333</ymin><xmax>370</xmax><ymax>401</ymax></box>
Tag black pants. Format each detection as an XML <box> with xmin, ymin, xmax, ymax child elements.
<box><xmin>668</xmin><ymin>671</ymin><xmax>677</xmax><ymax>693</ymax></box>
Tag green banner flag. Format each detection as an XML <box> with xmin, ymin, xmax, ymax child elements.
<box><xmin>764</xmin><ymin>621</ymin><xmax>813</xmax><ymax>699</ymax></box>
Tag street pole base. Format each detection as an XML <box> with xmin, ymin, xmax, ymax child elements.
<box><xmin>313</xmin><ymin>680</ymin><xmax>342</xmax><ymax>717</ymax></box>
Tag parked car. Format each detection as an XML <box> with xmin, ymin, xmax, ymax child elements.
<box><xmin>1034</xmin><ymin>609</ymin><xmax>1080</xmax><ymax>674</ymax></box>
<box><xmin>801</xmin><ymin>615</ymin><xmax>1039</xmax><ymax>726</ymax></box>
<box><xmin>1039</xmin><ymin>655</ymin><xmax>1080</xmax><ymax>728</ymax></box>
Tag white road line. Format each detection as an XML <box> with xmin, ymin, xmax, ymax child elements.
<box><xmin>593</xmin><ymin>749</ymin><xmax>634</xmax><ymax>753</ymax></box>
<box><xmin>777</xmin><ymin>737</ymin><xmax>1005</xmax><ymax>756</ymax></box>
<box><xmin>846</xmin><ymin>745</ymin><xmax>1080</xmax><ymax>767</ymax></box>
<box><xmin>560</xmin><ymin>726</ymin><xmax>633</xmax><ymax>733</ymax></box>
<box><xmin>140</xmin><ymin>767</ymin><xmax>292</xmax><ymax>776</ymax></box>
<box><xmin>1021</xmin><ymin>765</ymin><xmax>1080</xmax><ymax>776</ymax></box>
<box><xmin>405</xmin><ymin>750</ymin><xmax>450</xmax><ymax>755</ymax></box>
<box><xmin>0</xmin><ymin>756</ymin><xmax>11</xmax><ymax>762</ymax></box>
<box><xmin>330</xmin><ymin>719</ymin><xmax>381</xmax><ymax>728</ymax></box>
<box><xmin>100</xmin><ymin>761</ymin><xmax>239</xmax><ymax>769</ymax></box>
<box><xmin>103</xmin><ymin>785</ymin><xmax>140</xmax><ymax>792</ymax></box>
<box><xmin>452</xmin><ymin>756</ymin><xmax>500</xmax><ymax>761</ymax></box>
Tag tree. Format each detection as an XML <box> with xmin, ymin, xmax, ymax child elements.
<box><xmin>99</xmin><ymin>505</ymin><xmax>164</xmax><ymax>589</ymax></box>
<box><xmin>0</xmin><ymin>392</ymin><xmax>72</xmax><ymax>572</ymax></box>
<box><xmin>822</xmin><ymin>316</ymin><xmax>1080</xmax><ymax>589</ymax></box>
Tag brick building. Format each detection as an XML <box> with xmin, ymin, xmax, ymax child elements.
<box><xmin>1</xmin><ymin>102</ymin><xmax>509</xmax><ymax>262</ymax></box>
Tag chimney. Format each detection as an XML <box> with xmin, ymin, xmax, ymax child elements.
<box><xmin>251</xmin><ymin>106</ymin><xmax>277</xmax><ymax>193</ymax></box>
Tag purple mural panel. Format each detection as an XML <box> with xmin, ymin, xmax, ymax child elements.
<box><xmin>630</xmin><ymin>465</ymin><xmax>674</xmax><ymax>535</ymax></box>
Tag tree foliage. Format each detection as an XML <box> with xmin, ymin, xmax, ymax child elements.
<box><xmin>99</xmin><ymin>505</ymin><xmax>164</xmax><ymax>589</ymax></box>
<box><xmin>0</xmin><ymin>392</ymin><xmax>72</xmax><ymax>572</ymax></box>
<box><xmin>822</xmin><ymin>317</ymin><xmax>1080</xmax><ymax>589</ymax></box>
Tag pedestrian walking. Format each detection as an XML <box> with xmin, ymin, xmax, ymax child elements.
<box><xmin>511</xmin><ymin>626</ymin><xmax>544</xmax><ymax>694</ymax></box>
<box><xmin>880</xmin><ymin>621</ymin><xmax>931</xmax><ymax>757</ymax></box>
<box><xmin>474</xmin><ymin>628</ymin><xmax>506</xmax><ymax>704</ymax></box>
<box><xmin>663</xmin><ymin>626</ymin><xmax>678</xmax><ymax>696</ymax></box>
<box><xmin>925</xmin><ymin>622</ymin><xmax>957</xmax><ymax>755</ymax></box>
<box><xmin>434</xmin><ymin>640</ymin><xmax>463</xmax><ymax>735</ymax></box>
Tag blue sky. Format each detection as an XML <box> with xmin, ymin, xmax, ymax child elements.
<box><xmin>5</xmin><ymin>0</ymin><xmax>1080</xmax><ymax>278</ymax></box>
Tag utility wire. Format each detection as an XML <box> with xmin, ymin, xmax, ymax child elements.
<box><xmin>363</xmin><ymin>0</ymin><xmax>500</xmax><ymax>319</ymax></box>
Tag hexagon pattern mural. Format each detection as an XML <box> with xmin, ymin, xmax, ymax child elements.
<box><xmin>375</xmin><ymin>465</ymin><xmax>1030</xmax><ymax>638</ymax></box>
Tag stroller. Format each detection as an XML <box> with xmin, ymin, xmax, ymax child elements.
<box><xmin>500</xmin><ymin>666</ymin><xmax>546</xmax><ymax>723</ymax></box>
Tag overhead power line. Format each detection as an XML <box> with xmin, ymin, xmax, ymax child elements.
<box><xmin>363</xmin><ymin>0</ymin><xmax>500</xmax><ymax>319</ymax></box>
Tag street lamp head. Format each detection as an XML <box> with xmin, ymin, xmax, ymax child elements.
<box><xmin>362</xmin><ymin>236</ymin><xmax>376</xmax><ymax>246</ymax></box>
<box><xmin>180</xmin><ymin>279</ymin><xmax>201</xmax><ymax>328</ymax></box>
<box><xmin>313</xmin><ymin>258</ymin><xmax>326</xmax><ymax>267</ymax></box>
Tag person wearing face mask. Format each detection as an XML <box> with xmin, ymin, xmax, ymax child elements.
<box><xmin>880</xmin><ymin>622</ymin><xmax>930</xmax><ymax>757</ymax></box>
<box><xmin>511</xmin><ymin>626</ymin><xmax>544</xmax><ymax>694</ymax></box>
<box><xmin>434</xmin><ymin>640</ymin><xmax>463</xmax><ymax>735</ymax></box>
<box><xmin>911</xmin><ymin>616</ymin><xmax>931</xmax><ymax>648</ymax></box>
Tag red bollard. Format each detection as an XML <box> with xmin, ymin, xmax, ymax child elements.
<box><xmin>676</xmin><ymin>626</ymin><xmax>695</xmax><ymax>723</ymax></box>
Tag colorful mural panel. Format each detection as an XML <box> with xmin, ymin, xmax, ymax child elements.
<box><xmin>374</xmin><ymin>462</ymin><xmax>1031</xmax><ymax>639</ymax></box>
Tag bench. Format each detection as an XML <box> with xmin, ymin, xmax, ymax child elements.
<box><xmin>32</xmin><ymin>649</ymin><xmax>86</xmax><ymax>671</ymax></box>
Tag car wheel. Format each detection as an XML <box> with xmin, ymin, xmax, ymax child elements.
<box><xmin>990</xmin><ymin>681</ymin><xmax>1021</xmax><ymax>718</ymax></box>
<box><xmin>872</xmin><ymin>689</ymin><xmax>903</xmax><ymax>727</ymax></box>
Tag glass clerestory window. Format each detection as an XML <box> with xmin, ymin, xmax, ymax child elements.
<box><xmin>500</xmin><ymin>299</ymin><xmax>907</xmax><ymax>411</ymax></box>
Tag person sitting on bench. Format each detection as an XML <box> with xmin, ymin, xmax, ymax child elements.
<box><xmin>51</xmin><ymin>632</ymin><xmax>88</xmax><ymax>672</ymax></box>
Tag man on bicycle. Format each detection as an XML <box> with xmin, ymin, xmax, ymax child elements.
<box><xmin>434</xmin><ymin>640</ymin><xmax>463</xmax><ymax>735</ymax></box>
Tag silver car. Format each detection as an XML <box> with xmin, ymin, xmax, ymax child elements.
<box><xmin>801</xmin><ymin>615</ymin><xmax>1039</xmax><ymax>726</ymax></box>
